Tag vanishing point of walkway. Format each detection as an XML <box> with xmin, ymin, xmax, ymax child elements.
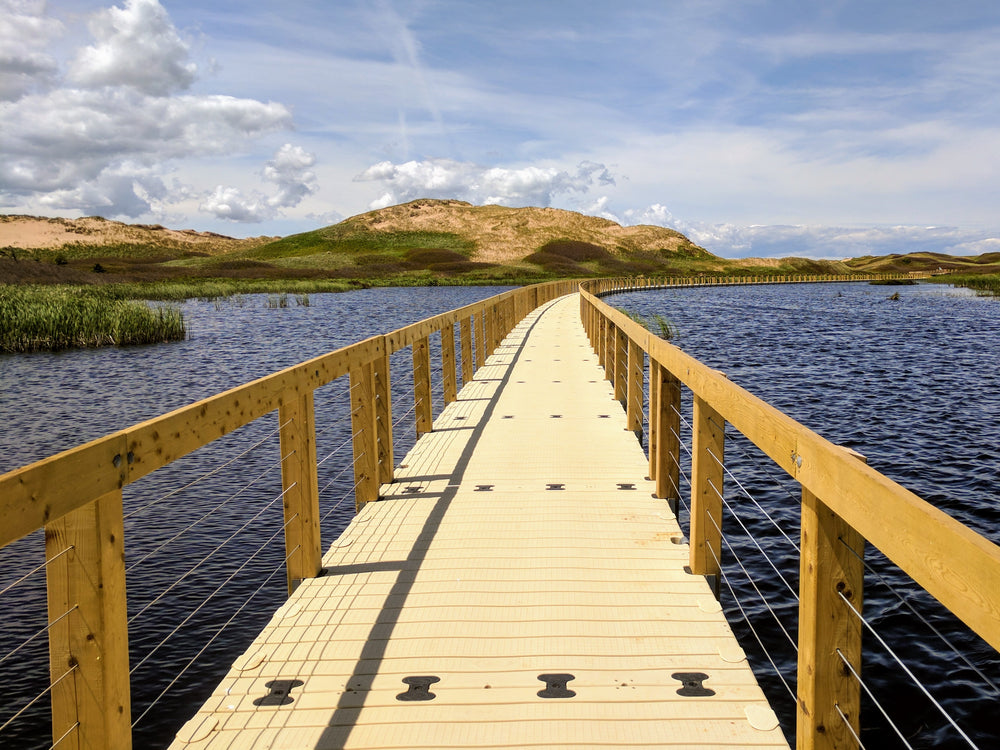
<box><xmin>170</xmin><ymin>294</ymin><xmax>789</xmax><ymax>749</ymax></box>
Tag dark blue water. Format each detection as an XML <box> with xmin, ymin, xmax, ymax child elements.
<box><xmin>0</xmin><ymin>286</ymin><xmax>511</xmax><ymax>749</ymax></box>
<box><xmin>1</xmin><ymin>281</ymin><xmax>997</xmax><ymax>748</ymax></box>
<box><xmin>614</xmin><ymin>281</ymin><xmax>1000</xmax><ymax>749</ymax></box>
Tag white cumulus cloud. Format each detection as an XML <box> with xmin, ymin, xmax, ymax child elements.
<box><xmin>354</xmin><ymin>158</ymin><xmax>615</xmax><ymax>209</ymax></box>
<box><xmin>200</xmin><ymin>144</ymin><xmax>319</xmax><ymax>222</ymax></box>
<box><xmin>0</xmin><ymin>0</ymin><xmax>294</xmax><ymax>219</ymax></box>
<box><xmin>0</xmin><ymin>0</ymin><xmax>63</xmax><ymax>101</ymax></box>
<box><xmin>68</xmin><ymin>0</ymin><xmax>196</xmax><ymax>96</ymax></box>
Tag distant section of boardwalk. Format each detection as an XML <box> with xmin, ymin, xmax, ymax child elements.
<box><xmin>171</xmin><ymin>295</ymin><xmax>789</xmax><ymax>749</ymax></box>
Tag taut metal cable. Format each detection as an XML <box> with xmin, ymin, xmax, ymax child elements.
<box><xmin>316</xmin><ymin>428</ymin><xmax>361</xmax><ymax>468</ymax></box>
<box><xmin>0</xmin><ymin>605</ymin><xmax>77</xmax><ymax>668</ymax></box>
<box><xmin>708</xmin><ymin>428</ymin><xmax>801</xmax><ymax>554</ymax></box>
<box><xmin>320</xmin><ymin>473</ymin><xmax>367</xmax><ymax>524</ymax></box>
<box><xmin>0</xmin><ymin>545</ymin><xmax>74</xmax><ymax>600</ymax></box>
<box><xmin>123</xmin><ymin>417</ymin><xmax>291</xmax><ymax>521</ymax></box>
<box><xmin>128</xmin><ymin>480</ymin><xmax>294</xmax><ymax>628</ymax></box>
<box><xmin>838</xmin><ymin>590</ymin><xmax>979</xmax><ymax>748</ymax></box>
<box><xmin>838</xmin><ymin>537</ymin><xmax>1000</xmax><ymax>697</ymax></box>
<box><xmin>0</xmin><ymin>664</ymin><xmax>77</xmax><ymax>736</ymax></box>
<box><xmin>710</xmin><ymin>540</ymin><xmax>798</xmax><ymax>704</ymax></box>
<box><xmin>722</xmin><ymin>426</ymin><xmax>803</xmax><ymax>537</ymax></box>
<box><xmin>834</xmin><ymin>703</ymin><xmax>866</xmax><ymax>750</ymax></box>
<box><xmin>131</xmin><ymin>537</ymin><xmax>296</xmax><ymax>728</ymax></box>
<box><xmin>126</xmin><ymin>447</ymin><xmax>293</xmax><ymax>573</ymax></box>
<box><xmin>836</xmin><ymin>648</ymin><xmax>913</xmax><ymax>749</ymax></box>
<box><xmin>703</xmin><ymin>495</ymin><xmax>799</xmax><ymax>652</ymax></box>
<box><xmin>49</xmin><ymin>721</ymin><xmax>80</xmax><ymax>749</ymax></box>
<box><xmin>705</xmin><ymin>448</ymin><xmax>799</xmax><ymax>601</ymax></box>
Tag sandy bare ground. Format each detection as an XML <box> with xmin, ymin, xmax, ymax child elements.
<box><xmin>341</xmin><ymin>199</ymin><xmax>701</xmax><ymax>263</ymax></box>
<box><xmin>0</xmin><ymin>215</ymin><xmax>269</xmax><ymax>255</ymax></box>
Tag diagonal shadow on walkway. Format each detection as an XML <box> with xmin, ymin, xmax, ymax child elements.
<box><xmin>315</xmin><ymin>298</ymin><xmax>561</xmax><ymax>748</ymax></box>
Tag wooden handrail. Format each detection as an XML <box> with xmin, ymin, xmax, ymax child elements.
<box><xmin>580</xmin><ymin>276</ymin><xmax>1000</xmax><ymax>750</ymax></box>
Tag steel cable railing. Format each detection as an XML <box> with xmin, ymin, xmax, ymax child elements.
<box><xmin>705</xmin><ymin>445</ymin><xmax>799</xmax><ymax>601</ymax></box>
<box><xmin>128</xmin><ymin>479</ymin><xmax>294</xmax><ymax>669</ymax></box>
<box><xmin>122</xmin><ymin>418</ymin><xmax>290</xmax><ymax>522</ymax></box>
<box><xmin>837</xmin><ymin>648</ymin><xmax>913</xmax><ymax>748</ymax></box>
<box><xmin>130</xmin><ymin>520</ymin><xmax>298</xmax><ymax>728</ymax></box>
<box><xmin>124</xmin><ymin>441</ymin><xmax>294</xmax><ymax>575</ymax></box>
<box><xmin>838</xmin><ymin>538</ymin><xmax>1000</xmax><ymax>698</ymax></box>
<box><xmin>650</xmin><ymin>339</ymin><xmax>991</xmax><ymax>748</ymax></box>
<box><xmin>0</xmin><ymin>665</ymin><xmax>77</xmax><ymax>738</ymax></box>
<box><xmin>838</xmin><ymin>589</ymin><xmax>981</xmax><ymax>748</ymax></box>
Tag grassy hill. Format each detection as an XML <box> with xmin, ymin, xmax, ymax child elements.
<box><xmin>4</xmin><ymin>199</ymin><xmax>974</xmax><ymax>288</ymax></box>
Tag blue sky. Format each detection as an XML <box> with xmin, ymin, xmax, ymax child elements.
<box><xmin>2</xmin><ymin>0</ymin><xmax>999</xmax><ymax>258</ymax></box>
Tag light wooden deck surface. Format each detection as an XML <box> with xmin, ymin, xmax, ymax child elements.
<box><xmin>171</xmin><ymin>294</ymin><xmax>790</xmax><ymax>750</ymax></box>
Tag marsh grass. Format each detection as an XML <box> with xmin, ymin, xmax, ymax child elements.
<box><xmin>615</xmin><ymin>308</ymin><xmax>678</xmax><ymax>340</ymax></box>
<box><xmin>943</xmin><ymin>274</ymin><xmax>1000</xmax><ymax>297</ymax></box>
<box><xmin>0</xmin><ymin>285</ymin><xmax>185</xmax><ymax>352</ymax></box>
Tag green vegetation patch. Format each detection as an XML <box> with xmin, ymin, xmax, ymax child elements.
<box><xmin>538</xmin><ymin>240</ymin><xmax>613</xmax><ymax>262</ymax></box>
<box><xmin>939</xmin><ymin>273</ymin><xmax>1000</xmax><ymax>297</ymax></box>
<box><xmin>1</xmin><ymin>285</ymin><xmax>186</xmax><ymax>352</ymax></box>
<box><xmin>247</xmin><ymin>227</ymin><xmax>475</xmax><ymax>261</ymax></box>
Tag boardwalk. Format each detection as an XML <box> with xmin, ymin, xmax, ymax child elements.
<box><xmin>171</xmin><ymin>295</ymin><xmax>789</xmax><ymax>749</ymax></box>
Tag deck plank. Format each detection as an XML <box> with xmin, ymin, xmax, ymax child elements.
<box><xmin>170</xmin><ymin>295</ymin><xmax>789</xmax><ymax>750</ymax></box>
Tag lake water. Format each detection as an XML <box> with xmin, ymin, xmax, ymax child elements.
<box><xmin>0</xmin><ymin>281</ymin><xmax>997</xmax><ymax>748</ymax></box>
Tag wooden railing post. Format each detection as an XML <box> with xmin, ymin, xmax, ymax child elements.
<box><xmin>484</xmin><ymin>305</ymin><xmax>496</xmax><ymax>359</ymax></box>
<box><xmin>690</xmin><ymin>395</ymin><xmax>724</xmax><ymax>596</ymax></box>
<box><xmin>45</xmin><ymin>489</ymin><xmax>131</xmax><ymax>750</ymax></box>
<box><xmin>373</xmin><ymin>347</ymin><xmax>393</xmax><ymax>484</ymax></box>
<box><xmin>279</xmin><ymin>389</ymin><xmax>322</xmax><ymax>590</ymax></box>
<box><xmin>412</xmin><ymin>336</ymin><xmax>433</xmax><ymax>435</ymax></box>
<box><xmin>626</xmin><ymin>337</ymin><xmax>643</xmax><ymax>437</ymax></box>
<box><xmin>797</xmin><ymin>450</ymin><xmax>867</xmax><ymax>750</ymax></box>
<box><xmin>460</xmin><ymin>316</ymin><xmax>474</xmax><ymax>383</ymax></box>
<box><xmin>441</xmin><ymin>323</ymin><xmax>458</xmax><ymax>404</ymax></box>
<box><xmin>614</xmin><ymin>327</ymin><xmax>628</xmax><ymax>408</ymax></box>
<box><xmin>648</xmin><ymin>359</ymin><xmax>660</xmax><ymax>484</ymax></box>
<box><xmin>652</xmin><ymin>364</ymin><xmax>682</xmax><ymax>513</ymax></box>
<box><xmin>475</xmin><ymin>309</ymin><xmax>486</xmax><ymax>370</ymax></box>
<box><xmin>350</xmin><ymin>361</ymin><xmax>380</xmax><ymax>511</ymax></box>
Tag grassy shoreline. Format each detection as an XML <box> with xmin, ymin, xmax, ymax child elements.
<box><xmin>4</xmin><ymin>270</ymin><xmax>989</xmax><ymax>354</ymax></box>
<box><xmin>1</xmin><ymin>285</ymin><xmax>186</xmax><ymax>353</ymax></box>
<box><xmin>936</xmin><ymin>273</ymin><xmax>1000</xmax><ymax>297</ymax></box>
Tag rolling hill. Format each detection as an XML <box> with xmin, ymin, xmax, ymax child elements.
<box><xmin>7</xmin><ymin>200</ymin><xmax>993</xmax><ymax>286</ymax></box>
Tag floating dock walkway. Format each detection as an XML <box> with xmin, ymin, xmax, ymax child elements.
<box><xmin>172</xmin><ymin>295</ymin><xmax>788</xmax><ymax>749</ymax></box>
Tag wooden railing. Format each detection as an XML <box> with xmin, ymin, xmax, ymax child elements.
<box><xmin>0</xmin><ymin>271</ymin><xmax>964</xmax><ymax>749</ymax></box>
<box><xmin>0</xmin><ymin>279</ymin><xmax>577</xmax><ymax>750</ymax></box>
<box><xmin>580</xmin><ymin>277</ymin><xmax>1000</xmax><ymax>750</ymax></box>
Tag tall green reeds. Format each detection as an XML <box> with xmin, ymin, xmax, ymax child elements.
<box><xmin>615</xmin><ymin>307</ymin><xmax>678</xmax><ymax>340</ymax></box>
<box><xmin>944</xmin><ymin>274</ymin><xmax>1000</xmax><ymax>297</ymax></box>
<box><xmin>0</xmin><ymin>285</ymin><xmax>185</xmax><ymax>353</ymax></box>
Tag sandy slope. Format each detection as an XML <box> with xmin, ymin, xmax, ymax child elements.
<box><xmin>0</xmin><ymin>215</ymin><xmax>270</xmax><ymax>255</ymax></box>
